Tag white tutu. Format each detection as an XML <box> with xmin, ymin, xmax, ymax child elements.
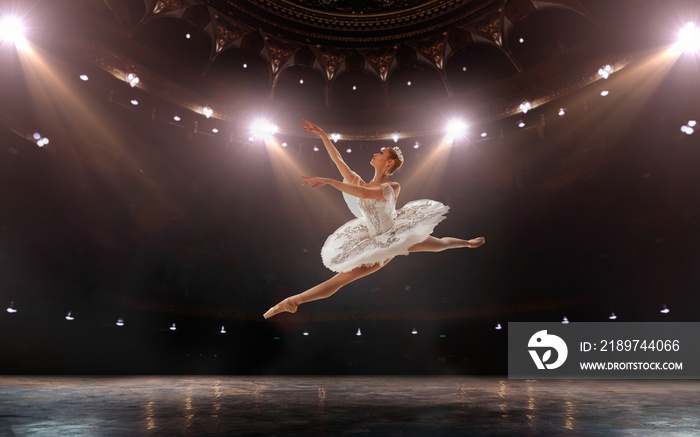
<box><xmin>321</xmin><ymin>182</ymin><xmax>449</xmax><ymax>272</ymax></box>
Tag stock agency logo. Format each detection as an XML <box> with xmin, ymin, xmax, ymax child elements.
<box><xmin>528</xmin><ymin>330</ymin><xmax>568</xmax><ymax>370</ymax></box>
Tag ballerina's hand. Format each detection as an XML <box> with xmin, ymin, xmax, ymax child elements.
<box><xmin>301</xmin><ymin>176</ymin><xmax>328</xmax><ymax>189</ymax></box>
<box><xmin>301</xmin><ymin>119</ymin><xmax>324</xmax><ymax>135</ymax></box>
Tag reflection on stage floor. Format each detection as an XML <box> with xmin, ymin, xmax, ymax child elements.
<box><xmin>0</xmin><ymin>376</ymin><xmax>697</xmax><ymax>436</ymax></box>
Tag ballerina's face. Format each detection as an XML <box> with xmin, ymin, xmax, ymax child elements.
<box><xmin>371</xmin><ymin>148</ymin><xmax>393</xmax><ymax>169</ymax></box>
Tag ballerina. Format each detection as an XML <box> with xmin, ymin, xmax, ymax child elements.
<box><xmin>263</xmin><ymin>120</ymin><xmax>484</xmax><ymax>319</ymax></box>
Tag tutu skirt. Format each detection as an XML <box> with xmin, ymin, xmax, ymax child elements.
<box><xmin>321</xmin><ymin>199</ymin><xmax>449</xmax><ymax>273</ymax></box>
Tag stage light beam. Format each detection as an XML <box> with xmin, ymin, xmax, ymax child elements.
<box><xmin>674</xmin><ymin>22</ymin><xmax>700</xmax><ymax>54</ymax></box>
<box><xmin>446</xmin><ymin>119</ymin><xmax>467</xmax><ymax>141</ymax></box>
<box><xmin>0</xmin><ymin>16</ymin><xmax>26</xmax><ymax>48</ymax></box>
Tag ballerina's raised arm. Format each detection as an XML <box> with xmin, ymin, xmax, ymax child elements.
<box><xmin>301</xmin><ymin>119</ymin><xmax>362</xmax><ymax>184</ymax></box>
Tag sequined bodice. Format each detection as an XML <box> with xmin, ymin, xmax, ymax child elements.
<box><xmin>355</xmin><ymin>183</ymin><xmax>396</xmax><ymax>238</ymax></box>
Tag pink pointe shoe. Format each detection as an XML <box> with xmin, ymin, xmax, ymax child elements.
<box><xmin>263</xmin><ymin>297</ymin><xmax>299</xmax><ymax>319</ymax></box>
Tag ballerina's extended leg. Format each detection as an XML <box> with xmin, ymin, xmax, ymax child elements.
<box><xmin>408</xmin><ymin>236</ymin><xmax>485</xmax><ymax>253</ymax></box>
<box><xmin>263</xmin><ymin>262</ymin><xmax>387</xmax><ymax>319</ymax></box>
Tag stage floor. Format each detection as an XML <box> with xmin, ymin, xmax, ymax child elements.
<box><xmin>0</xmin><ymin>376</ymin><xmax>697</xmax><ymax>436</ymax></box>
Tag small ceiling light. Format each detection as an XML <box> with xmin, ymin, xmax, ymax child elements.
<box><xmin>202</xmin><ymin>106</ymin><xmax>213</xmax><ymax>118</ymax></box>
<box><xmin>281</xmin><ymin>142</ymin><xmax>288</xmax><ymax>147</ymax></box>
<box><xmin>173</xmin><ymin>115</ymin><xmax>181</xmax><ymax>122</ymax></box>
<box><xmin>65</xmin><ymin>311</ymin><xmax>74</xmax><ymax>321</ymax></box>
<box><xmin>170</xmin><ymin>323</ymin><xmax>177</xmax><ymax>331</ymax></box>
<box><xmin>413</xmin><ymin>142</ymin><xmax>420</xmax><ymax>149</ymax></box>
<box><xmin>212</xmin><ymin>128</ymin><xmax>219</xmax><ymax>133</ymax></box>
<box><xmin>675</xmin><ymin>22</ymin><xmax>700</xmax><ymax>54</ymax></box>
<box><xmin>392</xmin><ymin>133</ymin><xmax>399</xmax><ymax>143</ymax></box>
<box><xmin>299</xmin><ymin>79</ymin><xmax>304</xmax><ymax>84</ymax></box>
<box><xmin>681</xmin><ymin>125</ymin><xmax>694</xmax><ymax>135</ymax></box>
<box><xmin>462</xmin><ymin>66</ymin><xmax>467</xmax><ymax>72</ymax></box>
<box><xmin>37</xmin><ymin>137</ymin><xmax>49</xmax><ymax>147</ymax></box>
<box><xmin>518</xmin><ymin>37</ymin><xmax>524</xmax><ymax>43</ymax></box>
<box><xmin>243</xmin><ymin>63</ymin><xmax>247</xmax><ymax>68</ymax></box>
<box><xmin>411</xmin><ymin>328</ymin><xmax>418</xmax><ymax>335</ymax></box>
<box><xmin>116</xmin><ymin>317</ymin><xmax>125</xmax><ymax>327</ymax></box>
<box><xmin>600</xmin><ymin>90</ymin><xmax>609</xmax><ymax>96</ymax></box>
<box><xmin>356</xmin><ymin>328</ymin><xmax>362</xmax><ymax>336</ymax></box>
<box><xmin>346</xmin><ymin>148</ymin><xmax>352</xmax><ymax>153</ymax></box>
<box><xmin>126</xmin><ymin>73</ymin><xmax>140</xmax><ymax>88</ymax></box>
<box><xmin>495</xmin><ymin>323</ymin><xmax>502</xmax><ymax>330</ymax></box>
<box><xmin>313</xmin><ymin>146</ymin><xmax>319</xmax><ymax>152</ymax></box>
<box><xmin>330</xmin><ymin>133</ymin><xmax>340</xmax><ymax>142</ymax></box>
<box><xmin>303</xmin><ymin>330</ymin><xmax>309</xmax><ymax>336</ymax></box>
<box><xmin>352</xmin><ymin>85</ymin><xmax>357</xmax><ymax>90</ymax></box>
<box><xmin>660</xmin><ymin>305</ymin><xmax>670</xmax><ymax>314</ymax></box>
<box><xmin>558</xmin><ymin>108</ymin><xmax>566</xmax><ymax>116</ymax></box>
<box><xmin>248</xmin><ymin>136</ymin><xmax>255</xmax><ymax>142</ymax></box>
<box><xmin>609</xmin><ymin>312</ymin><xmax>617</xmax><ymax>320</ymax></box>
<box><xmin>562</xmin><ymin>316</ymin><xmax>569</xmax><ymax>324</ymax></box>
<box><xmin>185</xmin><ymin>33</ymin><xmax>191</xmax><ymax>39</ymax></box>
<box><xmin>220</xmin><ymin>326</ymin><xmax>226</xmax><ymax>334</ymax></box>
<box><xmin>6</xmin><ymin>301</ymin><xmax>17</xmax><ymax>313</ymax></box>
<box><xmin>598</xmin><ymin>64</ymin><xmax>613</xmax><ymax>79</ymax></box>
<box><xmin>79</xmin><ymin>74</ymin><xmax>89</xmax><ymax>81</ymax></box>
<box><xmin>519</xmin><ymin>101</ymin><xmax>532</xmax><ymax>113</ymax></box>
<box><xmin>480</xmin><ymin>132</ymin><xmax>488</xmax><ymax>138</ymax></box>
<box><xmin>130</xmin><ymin>99</ymin><xmax>139</xmax><ymax>106</ymax></box>
<box><xmin>688</xmin><ymin>120</ymin><xmax>697</xmax><ymax>127</ymax></box>
<box><xmin>518</xmin><ymin>120</ymin><xmax>525</xmax><ymax>128</ymax></box>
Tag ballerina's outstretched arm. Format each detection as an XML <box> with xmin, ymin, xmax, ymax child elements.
<box><xmin>301</xmin><ymin>120</ymin><xmax>362</xmax><ymax>184</ymax></box>
<box><xmin>301</xmin><ymin>175</ymin><xmax>395</xmax><ymax>200</ymax></box>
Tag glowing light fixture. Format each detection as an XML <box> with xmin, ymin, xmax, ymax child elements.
<box><xmin>392</xmin><ymin>133</ymin><xmax>400</xmax><ymax>143</ymax></box>
<box><xmin>688</xmin><ymin>120</ymin><xmax>697</xmax><ymax>127</ymax></box>
<box><xmin>352</xmin><ymin>85</ymin><xmax>357</xmax><ymax>90</ymax></box>
<box><xmin>313</xmin><ymin>146</ymin><xmax>319</xmax><ymax>152</ymax></box>
<box><xmin>356</xmin><ymin>328</ymin><xmax>362</xmax><ymax>336</ymax></box>
<box><xmin>407</xmin><ymin>81</ymin><xmax>412</xmax><ymax>86</ymax></box>
<box><xmin>303</xmin><ymin>330</ymin><xmax>309</xmax><ymax>336</ymax></box>
<box><xmin>446</xmin><ymin>119</ymin><xmax>467</xmax><ymax>140</ymax></box>
<box><xmin>675</xmin><ymin>22</ymin><xmax>700</xmax><ymax>54</ymax></box>
<box><xmin>518</xmin><ymin>120</ymin><xmax>525</xmax><ymax>128</ymax></box>
<box><xmin>243</xmin><ymin>63</ymin><xmax>247</xmax><ymax>68</ymax></box>
<box><xmin>660</xmin><ymin>305</ymin><xmax>670</xmax><ymax>314</ymax></box>
<box><xmin>600</xmin><ymin>90</ymin><xmax>609</xmax><ymax>97</ymax></box>
<box><xmin>212</xmin><ymin>128</ymin><xmax>219</xmax><ymax>133</ymax></box>
<box><xmin>33</xmin><ymin>132</ymin><xmax>49</xmax><ymax>147</ymax></box>
<box><xmin>173</xmin><ymin>115</ymin><xmax>181</xmax><ymax>122</ymax></box>
<box><xmin>299</xmin><ymin>79</ymin><xmax>304</xmax><ymax>84</ymax></box>
<box><xmin>558</xmin><ymin>108</ymin><xmax>566</xmax><ymax>116</ymax></box>
<box><xmin>598</xmin><ymin>64</ymin><xmax>613</xmax><ymax>79</ymax></box>
<box><xmin>346</xmin><ymin>148</ymin><xmax>352</xmax><ymax>153</ymax></box>
<box><xmin>519</xmin><ymin>101</ymin><xmax>532</xmax><ymax>114</ymax></box>
<box><xmin>65</xmin><ymin>311</ymin><xmax>74</xmax><ymax>321</ymax></box>
<box><xmin>130</xmin><ymin>99</ymin><xmax>139</xmax><ymax>106</ymax></box>
<box><xmin>495</xmin><ymin>323</ymin><xmax>502</xmax><ymax>330</ymax></box>
<box><xmin>6</xmin><ymin>301</ymin><xmax>17</xmax><ymax>313</ymax></box>
<box><xmin>562</xmin><ymin>316</ymin><xmax>569</xmax><ymax>324</ymax></box>
<box><xmin>79</xmin><ymin>74</ymin><xmax>89</xmax><ymax>81</ymax></box>
<box><xmin>116</xmin><ymin>317</ymin><xmax>125</xmax><ymax>327</ymax></box>
<box><xmin>170</xmin><ymin>323</ymin><xmax>177</xmax><ymax>331</ymax></box>
<box><xmin>681</xmin><ymin>120</ymin><xmax>696</xmax><ymax>135</ymax></box>
<box><xmin>202</xmin><ymin>106</ymin><xmax>213</xmax><ymax>118</ymax></box>
<box><xmin>413</xmin><ymin>142</ymin><xmax>420</xmax><ymax>149</ymax></box>
<box><xmin>330</xmin><ymin>133</ymin><xmax>340</xmax><ymax>142</ymax></box>
<box><xmin>220</xmin><ymin>326</ymin><xmax>226</xmax><ymax>334</ymax></box>
<box><xmin>185</xmin><ymin>33</ymin><xmax>191</xmax><ymax>39</ymax></box>
<box><xmin>609</xmin><ymin>312</ymin><xmax>617</xmax><ymax>320</ymax></box>
<box><xmin>0</xmin><ymin>16</ymin><xmax>26</xmax><ymax>47</ymax></box>
<box><xmin>281</xmin><ymin>142</ymin><xmax>288</xmax><ymax>147</ymax></box>
<box><xmin>519</xmin><ymin>37</ymin><xmax>524</xmax><ymax>43</ymax></box>
<box><xmin>126</xmin><ymin>73</ymin><xmax>140</xmax><ymax>88</ymax></box>
<box><xmin>251</xmin><ymin>119</ymin><xmax>278</xmax><ymax>139</ymax></box>
<box><xmin>462</xmin><ymin>66</ymin><xmax>467</xmax><ymax>72</ymax></box>
<box><xmin>411</xmin><ymin>328</ymin><xmax>418</xmax><ymax>335</ymax></box>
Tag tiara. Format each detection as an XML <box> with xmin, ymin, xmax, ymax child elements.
<box><xmin>392</xmin><ymin>146</ymin><xmax>404</xmax><ymax>163</ymax></box>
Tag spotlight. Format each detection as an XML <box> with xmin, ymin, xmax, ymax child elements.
<box><xmin>558</xmin><ymin>108</ymin><xmax>566</xmax><ymax>116</ymax></box>
<box><xmin>330</xmin><ymin>133</ymin><xmax>340</xmax><ymax>142</ymax></box>
<box><xmin>185</xmin><ymin>33</ymin><xmax>191</xmax><ymax>39</ymax></box>
<box><xmin>220</xmin><ymin>326</ymin><xmax>226</xmax><ymax>334</ymax></box>
<box><xmin>681</xmin><ymin>125</ymin><xmax>694</xmax><ymax>135</ymax></box>
<box><xmin>116</xmin><ymin>317</ymin><xmax>125</xmax><ymax>327</ymax></box>
<box><xmin>660</xmin><ymin>305</ymin><xmax>670</xmax><ymax>314</ymax></box>
<box><xmin>6</xmin><ymin>301</ymin><xmax>17</xmax><ymax>313</ymax></box>
<box><xmin>519</xmin><ymin>101</ymin><xmax>532</xmax><ymax>114</ymax></box>
<box><xmin>688</xmin><ymin>120</ymin><xmax>697</xmax><ymax>127</ymax></box>
<box><xmin>173</xmin><ymin>115</ymin><xmax>181</xmax><ymax>121</ymax></box>
<box><xmin>202</xmin><ymin>106</ymin><xmax>213</xmax><ymax>118</ymax></box>
<box><xmin>411</xmin><ymin>328</ymin><xmax>418</xmax><ymax>335</ymax></box>
<box><xmin>346</xmin><ymin>148</ymin><xmax>352</xmax><ymax>153</ymax></box>
<box><xmin>303</xmin><ymin>330</ymin><xmax>309</xmax><ymax>336</ymax></box>
<box><xmin>413</xmin><ymin>142</ymin><xmax>420</xmax><ymax>149</ymax></box>
<box><xmin>281</xmin><ymin>142</ymin><xmax>288</xmax><ymax>147</ymax></box>
<box><xmin>406</xmin><ymin>81</ymin><xmax>412</xmax><ymax>86</ymax></box>
<box><xmin>251</xmin><ymin>119</ymin><xmax>278</xmax><ymax>139</ymax></box>
<box><xmin>609</xmin><ymin>312</ymin><xmax>617</xmax><ymax>320</ymax></box>
<box><xmin>446</xmin><ymin>119</ymin><xmax>467</xmax><ymax>140</ymax></box>
<box><xmin>462</xmin><ymin>66</ymin><xmax>467</xmax><ymax>72</ymax></box>
<box><xmin>130</xmin><ymin>99</ymin><xmax>139</xmax><ymax>106</ymax></box>
<box><xmin>0</xmin><ymin>16</ymin><xmax>26</xmax><ymax>47</ymax></box>
<box><xmin>600</xmin><ymin>90</ymin><xmax>609</xmax><ymax>97</ymax></box>
<box><xmin>480</xmin><ymin>132</ymin><xmax>487</xmax><ymax>138</ymax></box>
<box><xmin>356</xmin><ymin>328</ymin><xmax>362</xmax><ymax>336</ymax></box>
<box><xmin>212</xmin><ymin>128</ymin><xmax>218</xmax><ymax>133</ymax></box>
<box><xmin>79</xmin><ymin>74</ymin><xmax>89</xmax><ymax>81</ymax></box>
<box><xmin>598</xmin><ymin>64</ymin><xmax>613</xmax><ymax>79</ymax></box>
<box><xmin>65</xmin><ymin>311</ymin><xmax>74</xmax><ymax>321</ymax></box>
<box><xmin>518</xmin><ymin>121</ymin><xmax>525</xmax><ymax>128</ymax></box>
<box><xmin>313</xmin><ymin>146</ymin><xmax>319</xmax><ymax>152</ymax></box>
<box><xmin>675</xmin><ymin>22</ymin><xmax>700</xmax><ymax>54</ymax></box>
<box><xmin>299</xmin><ymin>79</ymin><xmax>304</xmax><ymax>84</ymax></box>
<box><xmin>392</xmin><ymin>133</ymin><xmax>399</xmax><ymax>143</ymax></box>
<box><xmin>170</xmin><ymin>323</ymin><xmax>177</xmax><ymax>331</ymax></box>
<box><xmin>126</xmin><ymin>73</ymin><xmax>140</xmax><ymax>88</ymax></box>
<box><xmin>495</xmin><ymin>323</ymin><xmax>502</xmax><ymax>330</ymax></box>
<box><xmin>352</xmin><ymin>85</ymin><xmax>357</xmax><ymax>90</ymax></box>
<box><xmin>518</xmin><ymin>37</ymin><xmax>524</xmax><ymax>43</ymax></box>
<box><xmin>243</xmin><ymin>63</ymin><xmax>247</xmax><ymax>68</ymax></box>
<box><xmin>562</xmin><ymin>316</ymin><xmax>569</xmax><ymax>324</ymax></box>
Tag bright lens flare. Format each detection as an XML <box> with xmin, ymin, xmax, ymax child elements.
<box><xmin>0</xmin><ymin>16</ymin><xmax>26</xmax><ymax>48</ymax></box>
<box><xmin>251</xmin><ymin>120</ymin><xmax>278</xmax><ymax>140</ymax></box>
<box><xmin>446</xmin><ymin>119</ymin><xmax>467</xmax><ymax>141</ymax></box>
<box><xmin>673</xmin><ymin>22</ymin><xmax>700</xmax><ymax>54</ymax></box>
